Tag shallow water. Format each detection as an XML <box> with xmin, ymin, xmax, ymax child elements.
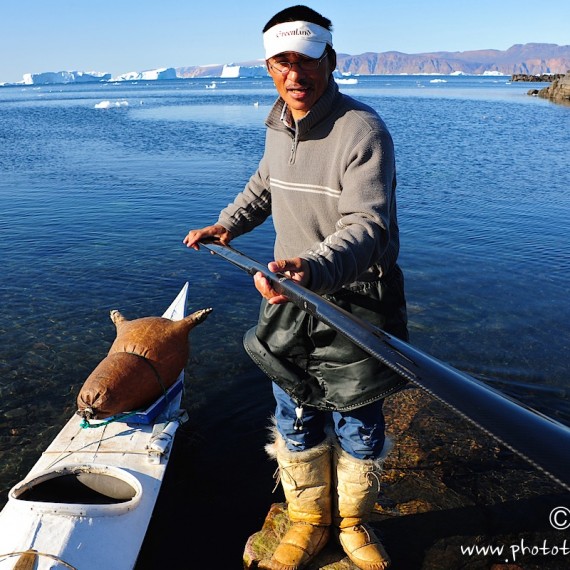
<box><xmin>0</xmin><ymin>75</ymin><xmax>568</xmax><ymax>566</ymax></box>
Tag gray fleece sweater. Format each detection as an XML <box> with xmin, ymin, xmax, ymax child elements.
<box><xmin>218</xmin><ymin>77</ymin><xmax>400</xmax><ymax>295</ymax></box>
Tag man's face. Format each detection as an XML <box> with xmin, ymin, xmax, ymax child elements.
<box><xmin>266</xmin><ymin>50</ymin><xmax>334</xmax><ymax>121</ymax></box>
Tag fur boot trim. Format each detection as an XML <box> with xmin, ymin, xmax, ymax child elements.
<box><xmin>265</xmin><ymin>419</ymin><xmax>332</xmax><ymax>462</ymax></box>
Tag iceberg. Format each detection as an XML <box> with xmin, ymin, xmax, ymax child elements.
<box><xmin>94</xmin><ymin>100</ymin><xmax>129</xmax><ymax>109</ymax></box>
<box><xmin>221</xmin><ymin>65</ymin><xmax>240</xmax><ymax>78</ymax></box>
<box><xmin>335</xmin><ymin>77</ymin><xmax>358</xmax><ymax>85</ymax></box>
<box><xmin>23</xmin><ymin>71</ymin><xmax>111</xmax><ymax>85</ymax></box>
<box><xmin>333</xmin><ymin>69</ymin><xmax>358</xmax><ymax>85</ymax></box>
<box><xmin>220</xmin><ymin>64</ymin><xmax>267</xmax><ymax>78</ymax></box>
<box><xmin>111</xmin><ymin>67</ymin><xmax>177</xmax><ymax>82</ymax></box>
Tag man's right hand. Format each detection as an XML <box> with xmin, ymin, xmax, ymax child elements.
<box><xmin>183</xmin><ymin>224</ymin><xmax>232</xmax><ymax>251</ymax></box>
<box><xmin>253</xmin><ymin>257</ymin><xmax>311</xmax><ymax>305</ymax></box>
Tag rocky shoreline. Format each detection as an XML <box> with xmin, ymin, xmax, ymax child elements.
<box><xmin>244</xmin><ymin>386</ymin><xmax>569</xmax><ymax>569</ymax></box>
<box><xmin>511</xmin><ymin>74</ymin><xmax>565</xmax><ymax>82</ymax></box>
<box><xmin>513</xmin><ymin>72</ymin><xmax>570</xmax><ymax>105</ymax></box>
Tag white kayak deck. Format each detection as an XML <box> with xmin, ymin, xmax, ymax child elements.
<box><xmin>0</xmin><ymin>283</ymin><xmax>190</xmax><ymax>570</ymax></box>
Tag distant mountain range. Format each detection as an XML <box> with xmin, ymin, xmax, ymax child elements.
<box><xmin>177</xmin><ymin>43</ymin><xmax>570</xmax><ymax>78</ymax></box>
<box><xmin>6</xmin><ymin>43</ymin><xmax>569</xmax><ymax>87</ymax></box>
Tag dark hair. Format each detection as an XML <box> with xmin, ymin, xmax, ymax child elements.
<box><xmin>263</xmin><ymin>5</ymin><xmax>333</xmax><ymax>33</ymax></box>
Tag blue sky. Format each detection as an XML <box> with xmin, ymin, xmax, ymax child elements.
<box><xmin>2</xmin><ymin>0</ymin><xmax>569</xmax><ymax>83</ymax></box>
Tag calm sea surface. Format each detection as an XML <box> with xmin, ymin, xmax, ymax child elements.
<box><xmin>0</xmin><ymin>75</ymin><xmax>569</xmax><ymax>566</ymax></box>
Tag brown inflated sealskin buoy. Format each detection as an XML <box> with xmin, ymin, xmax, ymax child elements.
<box><xmin>76</xmin><ymin>306</ymin><xmax>212</xmax><ymax>420</ymax></box>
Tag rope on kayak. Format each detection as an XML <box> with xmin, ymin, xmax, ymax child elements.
<box><xmin>79</xmin><ymin>408</ymin><xmax>144</xmax><ymax>429</ymax></box>
<box><xmin>1</xmin><ymin>549</ymin><xmax>77</xmax><ymax>569</ymax></box>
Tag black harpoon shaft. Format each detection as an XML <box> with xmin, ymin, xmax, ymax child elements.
<box><xmin>200</xmin><ymin>241</ymin><xmax>570</xmax><ymax>491</ymax></box>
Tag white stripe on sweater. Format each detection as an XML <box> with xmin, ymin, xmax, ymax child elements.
<box><xmin>270</xmin><ymin>177</ymin><xmax>341</xmax><ymax>199</ymax></box>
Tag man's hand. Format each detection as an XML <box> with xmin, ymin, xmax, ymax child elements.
<box><xmin>254</xmin><ymin>257</ymin><xmax>310</xmax><ymax>304</ymax></box>
<box><xmin>183</xmin><ymin>224</ymin><xmax>232</xmax><ymax>250</ymax></box>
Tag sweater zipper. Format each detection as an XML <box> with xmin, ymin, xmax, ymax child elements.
<box><xmin>289</xmin><ymin>141</ymin><xmax>295</xmax><ymax>164</ymax></box>
<box><xmin>289</xmin><ymin>132</ymin><xmax>299</xmax><ymax>164</ymax></box>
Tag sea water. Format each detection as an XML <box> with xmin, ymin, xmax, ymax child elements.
<box><xmin>0</xmin><ymin>75</ymin><xmax>568</xmax><ymax>565</ymax></box>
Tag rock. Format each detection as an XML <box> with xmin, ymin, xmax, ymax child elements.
<box><xmin>244</xmin><ymin>503</ymin><xmax>361</xmax><ymax>569</ymax></box>
<box><xmin>243</xmin><ymin>387</ymin><xmax>569</xmax><ymax>569</ymax></box>
<box><xmin>536</xmin><ymin>72</ymin><xmax>570</xmax><ymax>105</ymax></box>
<box><xmin>511</xmin><ymin>73</ymin><xmax>565</xmax><ymax>82</ymax></box>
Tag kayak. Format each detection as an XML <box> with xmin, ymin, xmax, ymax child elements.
<box><xmin>0</xmin><ymin>283</ymin><xmax>193</xmax><ymax>570</ymax></box>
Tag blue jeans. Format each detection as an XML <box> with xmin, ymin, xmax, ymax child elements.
<box><xmin>272</xmin><ymin>383</ymin><xmax>386</xmax><ymax>460</ymax></box>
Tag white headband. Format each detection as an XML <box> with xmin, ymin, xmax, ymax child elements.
<box><xmin>263</xmin><ymin>21</ymin><xmax>333</xmax><ymax>60</ymax></box>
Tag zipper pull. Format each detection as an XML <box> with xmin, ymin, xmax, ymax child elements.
<box><xmin>294</xmin><ymin>406</ymin><xmax>304</xmax><ymax>431</ymax></box>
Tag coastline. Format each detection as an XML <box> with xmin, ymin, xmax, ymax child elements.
<box><xmin>522</xmin><ymin>72</ymin><xmax>570</xmax><ymax>105</ymax></box>
<box><xmin>511</xmin><ymin>73</ymin><xmax>565</xmax><ymax>82</ymax></box>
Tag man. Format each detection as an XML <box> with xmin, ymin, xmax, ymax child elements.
<box><xmin>184</xmin><ymin>5</ymin><xmax>408</xmax><ymax>570</ymax></box>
